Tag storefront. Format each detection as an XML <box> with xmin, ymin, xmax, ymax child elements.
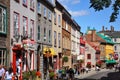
<box><xmin>12</xmin><ymin>39</ymin><xmax>35</xmax><ymax>80</ymax></box>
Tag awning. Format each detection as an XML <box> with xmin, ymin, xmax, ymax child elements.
<box><xmin>50</xmin><ymin>48</ymin><xmax>56</xmax><ymax>56</ymax></box>
<box><xmin>43</xmin><ymin>47</ymin><xmax>56</xmax><ymax>56</ymax></box>
<box><xmin>105</xmin><ymin>59</ymin><xmax>116</xmax><ymax>64</ymax></box>
<box><xmin>22</xmin><ymin>39</ymin><xmax>35</xmax><ymax>44</ymax></box>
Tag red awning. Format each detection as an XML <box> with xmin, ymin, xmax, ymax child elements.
<box><xmin>22</xmin><ymin>39</ymin><xmax>35</xmax><ymax>44</ymax></box>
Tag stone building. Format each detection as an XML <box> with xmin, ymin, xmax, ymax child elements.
<box><xmin>0</xmin><ymin>0</ymin><xmax>10</xmax><ymax>67</ymax></box>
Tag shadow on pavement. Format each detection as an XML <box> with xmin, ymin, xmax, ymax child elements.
<box><xmin>100</xmin><ymin>71</ymin><xmax>120</xmax><ymax>80</ymax></box>
<box><xmin>77</xmin><ymin>71</ymin><xmax>120</xmax><ymax>80</ymax></box>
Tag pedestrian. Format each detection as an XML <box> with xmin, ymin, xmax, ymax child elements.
<box><xmin>69</xmin><ymin>68</ymin><xmax>74</xmax><ymax>80</ymax></box>
<box><xmin>85</xmin><ymin>67</ymin><xmax>89</xmax><ymax>73</ymax></box>
<box><xmin>0</xmin><ymin>65</ymin><xmax>5</xmax><ymax>80</ymax></box>
<box><xmin>4</xmin><ymin>67</ymin><xmax>13</xmax><ymax>80</ymax></box>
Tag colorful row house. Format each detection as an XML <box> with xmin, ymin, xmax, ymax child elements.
<box><xmin>99</xmin><ymin>26</ymin><xmax>120</xmax><ymax>63</ymax></box>
<box><xmin>10</xmin><ymin>0</ymin><xmax>37</xmax><ymax>80</ymax></box>
<box><xmin>0</xmin><ymin>0</ymin><xmax>10</xmax><ymax>67</ymax></box>
<box><xmin>71</xmin><ymin>20</ymin><xmax>81</xmax><ymax>68</ymax></box>
<box><xmin>97</xmin><ymin>33</ymin><xmax>115</xmax><ymax>67</ymax></box>
<box><xmin>0</xmin><ymin>0</ymin><xmax>81</xmax><ymax>80</ymax></box>
<box><xmin>79</xmin><ymin>35</ymin><xmax>86</xmax><ymax>68</ymax></box>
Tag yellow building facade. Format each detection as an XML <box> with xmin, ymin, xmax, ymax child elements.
<box><xmin>105</xmin><ymin>44</ymin><xmax>114</xmax><ymax>60</ymax></box>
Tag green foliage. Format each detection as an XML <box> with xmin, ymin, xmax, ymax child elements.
<box><xmin>90</xmin><ymin>0</ymin><xmax>120</xmax><ymax>22</ymax></box>
<box><xmin>22</xmin><ymin>70</ymin><xmax>36</xmax><ymax>79</ymax></box>
<box><xmin>22</xmin><ymin>71</ymin><xmax>30</xmax><ymax>79</ymax></box>
<box><xmin>63</xmin><ymin>56</ymin><xmax>68</xmax><ymax>62</ymax></box>
<box><xmin>49</xmin><ymin>72</ymin><xmax>55</xmax><ymax>78</ymax></box>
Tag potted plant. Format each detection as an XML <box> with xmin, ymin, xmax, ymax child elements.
<box><xmin>49</xmin><ymin>71</ymin><xmax>55</xmax><ymax>80</ymax></box>
<box><xmin>22</xmin><ymin>70</ymin><xmax>36</xmax><ymax>80</ymax></box>
<box><xmin>62</xmin><ymin>56</ymin><xmax>68</xmax><ymax>62</ymax></box>
<box><xmin>30</xmin><ymin>70</ymin><xmax>36</xmax><ymax>79</ymax></box>
<box><xmin>22</xmin><ymin>71</ymin><xmax>30</xmax><ymax>80</ymax></box>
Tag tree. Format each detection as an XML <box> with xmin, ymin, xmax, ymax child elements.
<box><xmin>90</xmin><ymin>0</ymin><xmax>120</xmax><ymax>22</ymax></box>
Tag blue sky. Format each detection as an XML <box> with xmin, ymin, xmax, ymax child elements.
<box><xmin>58</xmin><ymin>0</ymin><xmax>120</xmax><ymax>33</ymax></box>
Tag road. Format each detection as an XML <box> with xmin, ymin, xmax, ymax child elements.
<box><xmin>76</xmin><ymin>69</ymin><xmax>120</xmax><ymax>80</ymax></box>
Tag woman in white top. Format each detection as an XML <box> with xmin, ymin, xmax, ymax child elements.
<box><xmin>5</xmin><ymin>67</ymin><xmax>13</xmax><ymax>80</ymax></box>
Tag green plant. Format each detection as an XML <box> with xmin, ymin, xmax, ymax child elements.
<box><xmin>79</xmin><ymin>59</ymin><xmax>84</xmax><ymax>63</ymax></box>
<box><xmin>30</xmin><ymin>70</ymin><xmax>36</xmax><ymax>79</ymax></box>
<box><xmin>49</xmin><ymin>72</ymin><xmax>55</xmax><ymax>78</ymax></box>
<box><xmin>22</xmin><ymin>71</ymin><xmax>30</xmax><ymax>79</ymax></box>
<box><xmin>22</xmin><ymin>70</ymin><xmax>36</xmax><ymax>80</ymax></box>
<box><xmin>63</xmin><ymin>56</ymin><xmax>68</xmax><ymax>62</ymax></box>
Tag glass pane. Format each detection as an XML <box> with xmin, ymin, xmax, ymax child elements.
<box><xmin>38</xmin><ymin>25</ymin><xmax>40</xmax><ymax>40</ymax></box>
<box><xmin>0</xmin><ymin>50</ymin><xmax>2</xmax><ymax>64</ymax></box>
<box><xmin>0</xmin><ymin>8</ymin><xmax>2</xmax><ymax>31</ymax></box>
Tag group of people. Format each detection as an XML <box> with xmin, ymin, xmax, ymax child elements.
<box><xmin>0</xmin><ymin>65</ymin><xmax>13</xmax><ymax>80</ymax></box>
<box><xmin>56</xmin><ymin>67</ymin><xmax>75</xmax><ymax>80</ymax></box>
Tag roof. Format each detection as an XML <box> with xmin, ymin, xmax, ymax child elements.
<box><xmin>96</xmin><ymin>33</ymin><xmax>114</xmax><ymax>44</ymax></box>
<box><xmin>99</xmin><ymin>31</ymin><xmax>120</xmax><ymax>38</ymax></box>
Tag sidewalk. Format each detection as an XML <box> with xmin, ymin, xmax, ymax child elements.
<box><xmin>75</xmin><ymin>69</ymin><xmax>110</xmax><ymax>79</ymax></box>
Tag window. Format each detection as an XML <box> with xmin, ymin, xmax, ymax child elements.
<box><xmin>13</xmin><ymin>12</ymin><xmax>19</xmax><ymax>36</ymax></box>
<box><xmin>23</xmin><ymin>0</ymin><xmax>27</xmax><ymax>7</ymax></box>
<box><xmin>115</xmin><ymin>46</ymin><xmax>117</xmax><ymax>51</ymax></box>
<box><xmin>30</xmin><ymin>20</ymin><xmax>34</xmax><ymax>39</ymax></box>
<box><xmin>66</xmin><ymin>22</ymin><xmax>68</xmax><ymax>30</ymax></box>
<box><xmin>38</xmin><ymin>25</ymin><xmax>40</xmax><ymax>40</ymax></box>
<box><xmin>58</xmin><ymin>33</ymin><xmax>61</xmax><ymax>48</ymax></box>
<box><xmin>48</xmin><ymin>30</ymin><xmax>51</xmax><ymax>43</ymax></box>
<box><xmin>54</xmin><ymin>12</ymin><xmax>56</xmax><ymax>24</ymax></box>
<box><xmin>14</xmin><ymin>0</ymin><xmax>19</xmax><ymax>3</ymax></box>
<box><xmin>114</xmin><ymin>38</ymin><xmax>117</xmax><ymax>42</ymax></box>
<box><xmin>44</xmin><ymin>7</ymin><xmax>46</xmax><ymax>17</ymax></box>
<box><xmin>48</xmin><ymin>11</ymin><xmax>52</xmax><ymax>20</ymax></box>
<box><xmin>87</xmin><ymin>54</ymin><xmax>91</xmax><ymax>59</ymax></box>
<box><xmin>44</xmin><ymin>28</ymin><xmax>46</xmax><ymax>41</ymax></box>
<box><xmin>30</xmin><ymin>0</ymin><xmax>34</xmax><ymax>10</ymax></box>
<box><xmin>0</xmin><ymin>6</ymin><xmax>6</xmax><ymax>34</ymax></box>
<box><xmin>0</xmin><ymin>49</ymin><xmax>6</xmax><ymax>66</ymax></box>
<box><xmin>58</xmin><ymin>14</ymin><xmax>61</xmax><ymax>25</ymax></box>
<box><xmin>23</xmin><ymin>16</ymin><xmax>28</xmax><ymax>36</ymax></box>
<box><xmin>54</xmin><ymin>31</ymin><xmax>57</xmax><ymax>47</ymax></box>
<box><xmin>38</xmin><ymin>2</ymin><xmax>41</xmax><ymax>14</ymax></box>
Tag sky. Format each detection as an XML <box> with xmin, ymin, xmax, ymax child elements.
<box><xmin>58</xmin><ymin>0</ymin><xmax>120</xmax><ymax>33</ymax></box>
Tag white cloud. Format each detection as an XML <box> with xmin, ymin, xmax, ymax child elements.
<box><xmin>69</xmin><ymin>10</ymin><xmax>89</xmax><ymax>17</ymax></box>
<box><xmin>72</xmin><ymin>0</ymin><xmax>80</xmax><ymax>4</ymax></box>
<box><xmin>59</xmin><ymin>0</ymin><xmax>80</xmax><ymax>5</ymax></box>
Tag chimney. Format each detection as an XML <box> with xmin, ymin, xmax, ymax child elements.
<box><xmin>102</xmin><ymin>26</ymin><xmax>104</xmax><ymax>31</ymax></box>
<box><xmin>92</xmin><ymin>30</ymin><xmax>96</xmax><ymax>42</ymax></box>
<box><xmin>111</xmin><ymin>26</ymin><xmax>114</xmax><ymax>32</ymax></box>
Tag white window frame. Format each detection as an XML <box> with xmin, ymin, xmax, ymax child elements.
<box><xmin>66</xmin><ymin>22</ymin><xmax>68</xmax><ymax>30</ymax></box>
<box><xmin>37</xmin><ymin>25</ymin><xmax>40</xmax><ymax>40</ymax></box>
<box><xmin>0</xmin><ymin>6</ymin><xmax>6</xmax><ymax>34</ymax></box>
<box><xmin>0</xmin><ymin>49</ymin><xmax>6</xmax><ymax>66</ymax></box>
<box><xmin>38</xmin><ymin>2</ymin><xmax>41</xmax><ymax>14</ymax></box>
<box><xmin>30</xmin><ymin>0</ymin><xmax>34</xmax><ymax>10</ymax></box>
<box><xmin>13</xmin><ymin>12</ymin><xmax>19</xmax><ymax>36</ymax></box>
<box><xmin>48</xmin><ymin>10</ymin><xmax>52</xmax><ymax>20</ymax></box>
<box><xmin>44</xmin><ymin>7</ymin><xmax>47</xmax><ymax>17</ymax></box>
<box><xmin>23</xmin><ymin>16</ymin><xmax>28</xmax><ymax>36</ymax></box>
<box><xmin>30</xmin><ymin>20</ymin><xmax>34</xmax><ymax>39</ymax></box>
<box><xmin>54</xmin><ymin>31</ymin><xmax>57</xmax><ymax>47</ymax></box>
<box><xmin>58</xmin><ymin>14</ymin><xmax>61</xmax><ymax>25</ymax></box>
<box><xmin>44</xmin><ymin>27</ymin><xmax>46</xmax><ymax>41</ymax></box>
<box><xmin>48</xmin><ymin>30</ymin><xmax>51</xmax><ymax>43</ymax></box>
<box><xmin>23</xmin><ymin>0</ymin><xmax>27</xmax><ymax>6</ymax></box>
<box><xmin>58</xmin><ymin>33</ymin><xmax>61</xmax><ymax>48</ymax></box>
<box><xmin>54</xmin><ymin>12</ymin><xmax>56</xmax><ymax>24</ymax></box>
